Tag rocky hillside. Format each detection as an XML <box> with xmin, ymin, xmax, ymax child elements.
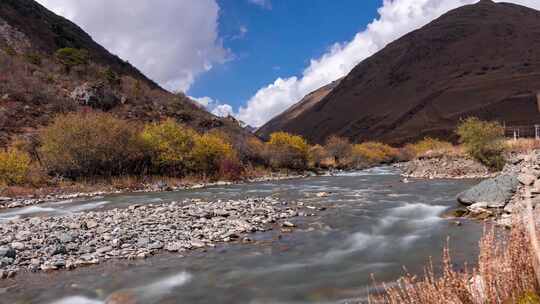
<box><xmin>0</xmin><ymin>0</ymin><xmax>249</xmax><ymax>146</ymax></box>
<box><xmin>257</xmin><ymin>0</ymin><xmax>540</xmax><ymax>144</ymax></box>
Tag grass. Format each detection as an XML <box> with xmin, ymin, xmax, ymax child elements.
<box><xmin>506</xmin><ymin>139</ymin><xmax>540</xmax><ymax>154</ymax></box>
<box><xmin>0</xmin><ymin>167</ymin><xmax>275</xmax><ymax>199</ymax></box>
<box><xmin>370</xmin><ymin>209</ymin><xmax>540</xmax><ymax>304</ymax></box>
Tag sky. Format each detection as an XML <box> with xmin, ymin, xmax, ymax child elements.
<box><xmin>35</xmin><ymin>0</ymin><xmax>540</xmax><ymax>127</ymax></box>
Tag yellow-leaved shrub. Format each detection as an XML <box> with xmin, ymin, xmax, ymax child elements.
<box><xmin>0</xmin><ymin>148</ymin><xmax>31</xmax><ymax>185</ymax></box>
<box><xmin>267</xmin><ymin>132</ymin><xmax>309</xmax><ymax>170</ymax></box>
<box><xmin>457</xmin><ymin>117</ymin><xmax>505</xmax><ymax>171</ymax></box>
<box><xmin>351</xmin><ymin>142</ymin><xmax>399</xmax><ymax>167</ymax></box>
<box><xmin>192</xmin><ymin>132</ymin><xmax>237</xmax><ymax>176</ymax></box>
<box><xmin>140</xmin><ymin>118</ymin><xmax>197</xmax><ymax>175</ymax></box>
<box><xmin>39</xmin><ymin>112</ymin><xmax>145</xmax><ymax>178</ymax></box>
<box><xmin>403</xmin><ymin>137</ymin><xmax>453</xmax><ymax>159</ymax></box>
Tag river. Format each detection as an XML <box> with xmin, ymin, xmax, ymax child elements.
<box><xmin>0</xmin><ymin>167</ymin><xmax>483</xmax><ymax>304</ymax></box>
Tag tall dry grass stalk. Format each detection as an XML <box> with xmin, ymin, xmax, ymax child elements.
<box><xmin>370</xmin><ymin>213</ymin><xmax>540</xmax><ymax>303</ymax></box>
<box><xmin>524</xmin><ymin>188</ymin><xmax>540</xmax><ymax>288</ymax></box>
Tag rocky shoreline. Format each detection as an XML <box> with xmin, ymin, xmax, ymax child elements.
<box><xmin>0</xmin><ymin>196</ymin><xmax>321</xmax><ymax>279</ymax></box>
<box><xmin>450</xmin><ymin>151</ymin><xmax>540</xmax><ymax>227</ymax></box>
<box><xmin>400</xmin><ymin>154</ymin><xmax>495</xmax><ymax>179</ymax></box>
<box><xmin>0</xmin><ymin>173</ymin><xmax>308</xmax><ymax>211</ymax></box>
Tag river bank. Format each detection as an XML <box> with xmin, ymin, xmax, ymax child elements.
<box><xmin>0</xmin><ymin>172</ymin><xmax>309</xmax><ymax>211</ymax></box>
<box><xmin>399</xmin><ymin>154</ymin><xmax>496</xmax><ymax>179</ymax></box>
<box><xmin>454</xmin><ymin>150</ymin><xmax>540</xmax><ymax>227</ymax></box>
<box><xmin>401</xmin><ymin>149</ymin><xmax>540</xmax><ymax>227</ymax></box>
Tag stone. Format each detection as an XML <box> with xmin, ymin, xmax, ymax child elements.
<box><xmin>52</xmin><ymin>259</ymin><xmax>66</xmax><ymax>268</ymax></box>
<box><xmin>190</xmin><ymin>240</ymin><xmax>205</xmax><ymax>248</ymax></box>
<box><xmin>518</xmin><ymin>173</ymin><xmax>537</xmax><ymax>186</ymax></box>
<box><xmin>137</xmin><ymin>237</ymin><xmax>150</xmax><ymax>247</ymax></box>
<box><xmin>96</xmin><ymin>246</ymin><xmax>113</xmax><ymax>254</ymax></box>
<box><xmin>111</xmin><ymin>239</ymin><xmax>122</xmax><ymax>248</ymax></box>
<box><xmin>11</xmin><ymin>242</ymin><xmax>25</xmax><ymax>250</ymax></box>
<box><xmin>0</xmin><ymin>246</ymin><xmax>16</xmax><ymax>259</ymax></box>
<box><xmin>56</xmin><ymin>233</ymin><xmax>73</xmax><ymax>244</ymax></box>
<box><xmin>282</xmin><ymin>221</ymin><xmax>296</xmax><ymax>228</ymax></box>
<box><xmin>70</xmin><ymin>82</ymin><xmax>120</xmax><ymax>111</ymax></box>
<box><xmin>533</xmin><ymin>179</ymin><xmax>540</xmax><ymax>194</ymax></box>
<box><xmin>316</xmin><ymin>192</ymin><xmax>330</xmax><ymax>198</ymax></box>
<box><xmin>148</xmin><ymin>242</ymin><xmax>163</xmax><ymax>250</ymax></box>
<box><xmin>15</xmin><ymin>231</ymin><xmax>31</xmax><ymax>241</ymax></box>
<box><xmin>457</xmin><ymin>174</ymin><xmax>519</xmax><ymax>208</ymax></box>
<box><xmin>49</xmin><ymin>244</ymin><xmax>67</xmax><ymax>256</ymax></box>
<box><xmin>165</xmin><ymin>242</ymin><xmax>183</xmax><ymax>252</ymax></box>
<box><xmin>85</xmin><ymin>220</ymin><xmax>98</xmax><ymax>229</ymax></box>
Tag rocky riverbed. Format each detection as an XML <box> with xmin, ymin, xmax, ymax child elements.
<box><xmin>0</xmin><ymin>197</ymin><xmax>317</xmax><ymax>279</ymax></box>
<box><xmin>400</xmin><ymin>154</ymin><xmax>495</xmax><ymax>179</ymax></box>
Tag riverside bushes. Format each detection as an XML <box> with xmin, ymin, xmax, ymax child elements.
<box><xmin>404</xmin><ymin>137</ymin><xmax>454</xmax><ymax>158</ymax></box>
<box><xmin>267</xmin><ymin>132</ymin><xmax>309</xmax><ymax>170</ymax></box>
<box><xmin>141</xmin><ymin>118</ymin><xmax>197</xmax><ymax>175</ymax></box>
<box><xmin>39</xmin><ymin>112</ymin><xmax>145</xmax><ymax>178</ymax></box>
<box><xmin>37</xmin><ymin>112</ymin><xmax>242</xmax><ymax>180</ymax></box>
<box><xmin>350</xmin><ymin>142</ymin><xmax>399</xmax><ymax>167</ymax></box>
<box><xmin>325</xmin><ymin>136</ymin><xmax>352</xmax><ymax>166</ymax></box>
<box><xmin>457</xmin><ymin>117</ymin><xmax>505</xmax><ymax>171</ymax></box>
<box><xmin>192</xmin><ymin>132</ymin><xmax>237</xmax><ymax>177</ymax></box>
<box><xmin>0</xmin><ymin>148</ymin><xmax>31</xmax><ymax>185</ymax></box>
<box><xmin>3</xmin><ymin>111</ymin><xmax>412</xmax><ymax>185</ymax></box>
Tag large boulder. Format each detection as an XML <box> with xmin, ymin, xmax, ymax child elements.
<box><xmin>70</xmin><ymin>82</ymin><xmax>120</xmax><ymax>111</ymax></box>
<box><xmin>457</xmin><ymin>174</ymin><xmax>519</xmax><ymax>208</ymax></box>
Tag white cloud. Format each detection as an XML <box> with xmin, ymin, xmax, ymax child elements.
<box><xmin>248</xmin><ymin>0</ymin><xmax>272</xmax><ymax>10</ymax></box>
<box><xmin>35</xmin><ymin>0</ymin><xmax>229</xmax><ymax>93</ymax></box>
<box><xmin>238</xmin><ymin>0</ymin><xmax>540</xmax><ymax>127</ymax></box>
<box><xmin>190</xmin><ymin>96</ymin><xmax>234</xmax><ymax>118</ymax></box>
<box><xmin>191</xmin><ymin>96</ymin><xmax>213</xmax><ymax>108</ymax></box>
<box><xmin>231</xmin><ymin>26</ymin><xmax>248</xmax><ymax>40</ymax></box>
<box><xmin>211</xmin><ymin>104</ymin><xmax>235</xmax><ymax>117</ymax></box>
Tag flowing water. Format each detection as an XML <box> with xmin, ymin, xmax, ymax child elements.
<box><xmin>0</xmin><ymin>167</ymin><xmax>483</xmax><ymax>304</ymax></box>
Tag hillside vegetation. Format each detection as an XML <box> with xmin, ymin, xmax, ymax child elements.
<box><xmin>0</xmin><ymin>0</ymin><xmax>250</xmax><ymax>148</ymax></box>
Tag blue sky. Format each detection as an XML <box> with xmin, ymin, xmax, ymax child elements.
<box><xmin>188</xmin><ymin>0</ymin><xmax>382</xmax><ymax>108</ymax></box>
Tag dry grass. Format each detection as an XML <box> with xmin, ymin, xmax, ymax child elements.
<box><xmin>505</xmin><ymin>139</ymin><xmax>540</xmax><ymax>154</ymax></box>
<box><xmin>370</xmin><ymin>212</ymin><xmax>540</xmax><ymax>304</ymax></box>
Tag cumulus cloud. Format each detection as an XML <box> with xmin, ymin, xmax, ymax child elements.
<box><xmin>35</xmin><ymin>0</ymin><xmax>229</xmax><ymax>92</ymax></box>
<box><xmin>190</xmin><ymin>96</ymin><xmax>234</xmax><ymax>118</ymax></box>
<box><xmin>237</xmin><ymin>0</ymin><xmax>540</xmax><ymax>127</ymax></box>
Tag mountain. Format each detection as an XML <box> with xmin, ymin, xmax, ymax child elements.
<box><xmin>256</xmin><ymin>78</ymin><xmax>342</xmax><ymax>137</ymax></box>
<box><xmin>257</xmin><ymin>0</ymin><xmax>540</xmax><ymax>145</ymax></box>
<box><xmin>0</xmin><ymin>0</ymin><xmax>249</xmax><ymax>146</ymax></box>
